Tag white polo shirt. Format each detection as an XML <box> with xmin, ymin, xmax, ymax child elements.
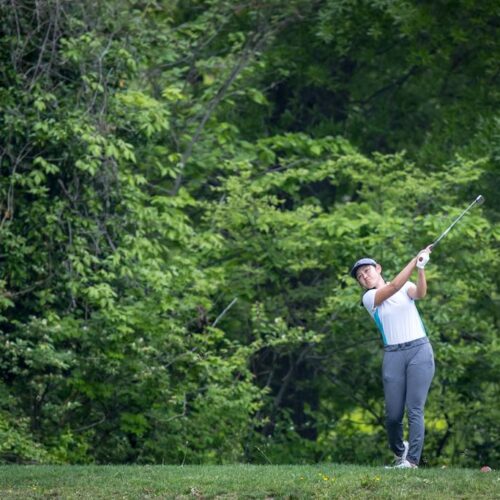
<box><xmin>362</xmin><ymin>282</ymin><xmax>427</xmax><ymax>346</ymax></box>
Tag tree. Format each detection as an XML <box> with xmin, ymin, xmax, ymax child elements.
<box><xmin>0</xmin><ymin>0</ymin><xmax>498</xmax><ymax>466</ymax></box>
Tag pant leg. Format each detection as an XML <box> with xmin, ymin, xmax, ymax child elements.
<box><xmin>382</xmin><ymin>350</ymin><xmax>407</xmax><ymax>457</ymax></box>
<box><xmin>405</xmin><ymin>342</ymin><xmax>435</xmax><ymax>464</ymax></box>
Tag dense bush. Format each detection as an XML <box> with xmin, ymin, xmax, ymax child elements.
<box><xmin>1</xmin><ymin>0</ymin><xmax>498</xmax><ymax>466</ymax></box>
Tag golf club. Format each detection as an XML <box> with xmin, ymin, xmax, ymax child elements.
<box><xmin>419</xmin><ymin>195</ymin><xmax>485</xmax><ymax>262</ymax></box>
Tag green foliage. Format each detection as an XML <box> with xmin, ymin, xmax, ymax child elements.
<box><xmin>0</xmin><ymin>411</ymin><xmax>50</xmax><ymax>464</ymax></box>
<box><xmin>0</xmin><ymin>0</ymin><xmax>498</xmax><ymax>468</ymax></box>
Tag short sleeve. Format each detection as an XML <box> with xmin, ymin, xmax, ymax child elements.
<box><xmin>402</xmin><ymin>281</ymin><xmax>415</xmax><ymax>299</ymax></box>
<box><xmin>362</xmin><ymin>289</ymin><xmax>376</xmax><ymax>313</ymax></box>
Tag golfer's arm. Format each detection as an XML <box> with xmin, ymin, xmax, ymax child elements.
<box><xmin>409</xmin><ymin>269</ymin><xmax>427</xmax><ymax>299</ymax></box>
<box><xmin>374</xmin><ymin>257</ymin><xmax>417</xmax><ymax>307</ymax></box>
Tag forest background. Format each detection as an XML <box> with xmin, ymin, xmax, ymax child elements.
<box><xmin>0</xmin><ymin>0</ymin><xmax>499</xmax><ymax>467</ymax></box>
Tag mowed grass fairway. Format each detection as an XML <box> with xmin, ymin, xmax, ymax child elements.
<box><xmin>0</xmin><ymin>464</ymin><xmax>498</xmax><ymax>499</ymax></box>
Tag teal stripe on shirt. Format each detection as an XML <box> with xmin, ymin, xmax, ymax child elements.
<box><xmin>417</xmin><ymin>306</ymin><xmax>428</xmax><ymax>337</ymax></box>
<box><xmin>374</xmin><ymin>309</ymin><xmax>387</xmax><ymax>346</ymax></box>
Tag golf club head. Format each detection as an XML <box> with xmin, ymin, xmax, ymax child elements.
<box><xmin>475</xmin><ymin>194</ymin><xmax>485</xmax><ymax>205</ymax></box>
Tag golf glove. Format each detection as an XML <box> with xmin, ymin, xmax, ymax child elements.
<box><xmin>416</xmin><ymin>251</ymin><xmax>430</xmax><ymax>269</ymax></box>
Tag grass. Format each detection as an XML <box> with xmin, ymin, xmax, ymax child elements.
<box><xmin>0</xmin><ymin>463</ymin><xmax>498</xmax><ymax>499</ymax></box>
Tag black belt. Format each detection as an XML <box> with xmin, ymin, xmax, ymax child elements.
<box><xmin>384</xmin><ymin>336</ymin><xmax>429</xmax><ymax>352</ymax></box>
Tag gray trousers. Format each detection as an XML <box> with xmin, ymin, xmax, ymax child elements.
<box><xmin>382</xmin><ymin>337</ymin><xmax>435</xmax><ymax>465</ymax></box>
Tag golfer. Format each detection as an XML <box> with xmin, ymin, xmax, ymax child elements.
<box><xmin>350</xmin><ymin>247</ymin><xmax>435</xmax><ymax>469</ymax></box>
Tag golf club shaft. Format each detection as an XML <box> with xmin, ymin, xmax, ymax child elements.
<box><xmin>431</xmin><ymin>196</ymin><xmax>483</xmax><ymax>249</ymax></box>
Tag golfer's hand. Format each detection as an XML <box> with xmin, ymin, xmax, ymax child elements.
<box><xmin>416</xmin><ymin>248</ymin><xmax>431</xmax><ymax>269</ymax></box>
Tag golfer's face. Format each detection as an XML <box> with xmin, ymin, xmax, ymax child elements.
<box><xmin>356</xmin><ymin>265</ymin><xmax>379</xmax><ymax>289</ymax></box>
